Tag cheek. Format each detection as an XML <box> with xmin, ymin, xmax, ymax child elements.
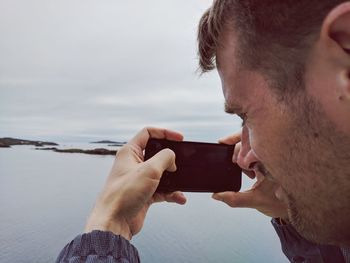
<box><xmin>246</xmin><ymin>107</ymin><xmax>283</xmax><ymax>162</ymax></box>
<box><xmin>247</xmin><ymin>125</ymin><xmax>273</xmax><ymax>163</ymax></box>
<box><xmin>247</xmin><ymin>117</ymin><xmax>291</xmax><ymax>179</ymax></box>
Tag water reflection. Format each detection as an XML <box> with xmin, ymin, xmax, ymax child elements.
<box><xmin>0</xmin><ymin>146</ymin><xmax>287</xmax><ymax>263</ymax></box>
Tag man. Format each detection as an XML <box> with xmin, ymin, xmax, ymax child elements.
<box><xmin>56</xmin><ymin>1</ymin><xmax>350</xmax><ymax>262</ymax></box>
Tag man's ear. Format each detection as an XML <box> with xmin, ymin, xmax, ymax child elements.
<box><xmin>321</xmin><ymin>2</ymin><xmax>350</xmax><ymax>100</ymax></box>
<box><xmin>322</xmin><ymin>2</ymin><xmax>350</xmax><ymax>54</ymax></box>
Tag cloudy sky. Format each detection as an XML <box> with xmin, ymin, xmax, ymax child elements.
<box><xmin>0</xmin><ymin>0</ymin><xmax>241</xmax><ymax>143</ymax></box>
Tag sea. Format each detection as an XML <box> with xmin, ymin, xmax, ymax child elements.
<box><xmin>0</xmin><ymin>143</ymin><xmax>288</xmax><ymax>263</ymax></box>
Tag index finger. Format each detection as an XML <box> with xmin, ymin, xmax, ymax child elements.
<box><xmin>218</xmin><ymin>131</ymin><xmax>242</xmax><ymax>145</ymax></box>
<box><xmin>129</xmin><ymin>127</ymin><xmax>184</xmax><ymax>150</ymax></box>
<box><xmin>212</xmin><ymin>191</ymin><xmax>257</xmax><ymax>208</ymax></box>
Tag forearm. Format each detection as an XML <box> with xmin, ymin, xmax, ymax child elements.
<box><xmin>55</xmin><ymin>230</ymin><xmax>140</xmax><ymax>263</ymax></box>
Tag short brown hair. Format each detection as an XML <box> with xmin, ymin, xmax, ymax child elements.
<box><xmin>198</xmin><ymin>0</ymin><xmax>344</xmax><ymax>92</ymax></box>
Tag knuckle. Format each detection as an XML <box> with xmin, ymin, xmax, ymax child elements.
<box><xmin>163</xmin><ymin>148</ymin><xmax>175</xmax><ymax>160</ymax></box>
<box><xmin>227</xmin><ymin>200</ymin><xmax>238</xmax><ymax>207</ymax></box>
<box><xmin>143</xmin><ymin>126</ymin><xmax>155</xmax><ymax>134</ymax></box>
<box><xmin>116</xmin><ymin>144</ymin><xmax>130</xmax><ymax>158</ymax></box>
<box><xmin>143</xmin><ymin>162</ymin><xmax>162</xmax><ymax>179</ymax></box>
<box><xmin>234</xmin><ymin>143</ymin><xmax>242</xmax><ymax>152</ymax></box>
<box><xmin>226</xmin><ymin>196</ymin><xmax>240</xmax><ymax>207</ymax></box>
<box><xmin>164</xmin><ymin>194</ymin><xmax>173</xmax><ymax>203</ymax></box>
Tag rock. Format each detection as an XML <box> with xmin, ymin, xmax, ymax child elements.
<box><xmin>38</xmin><ymin>147</ymin><xmax>57</xmax><ymax>151</ymax></box>
<box><xmin>0</xmin><ymin>142</ymin><xmax>11</xmax><ymax>148</ymax></box>
<box><xmin>36</xmin><ymin>147</ymin><xmax>117</xmax><ymax>156</ymax></box>
<box><xmin>0</xmin><ymin>137</ymin><xmax>58</xmax><ymax>147</ymax></box>
<box><xmin>91</xmin><ymin>140</ymin><xmax>126</xmax><ymax>145</ymax></box>
<box><xmin>108</xmin><ymin>143</ymin><xmax>126</xmax><ymax>147</ymax></box>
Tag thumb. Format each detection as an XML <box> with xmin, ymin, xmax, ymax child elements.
<box><xmin>141</xmin><ymin>148</ymin><xmax>176</xmax><ymax>180</ymax></box>
<box><xmin>212</xmin><ymin>191</ymin><xmax>257</xmax><ymax>208</ymax></box>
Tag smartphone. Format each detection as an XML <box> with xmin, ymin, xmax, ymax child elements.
<box><xmin>144</xmin><ymin>138</ymin><xmax>242</xmax><ymax>193</ymax></box>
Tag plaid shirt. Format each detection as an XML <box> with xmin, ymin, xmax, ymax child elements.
<box><xmin>272</xmin><ymin>218</ymin><xmax>348</xmax><ymax>263</ymax></box>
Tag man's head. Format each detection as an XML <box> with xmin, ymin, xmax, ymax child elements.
<box><xmin>198</xmin><ymin>0</ymin><xmax>350</xmax><ymax>245</ymax></box>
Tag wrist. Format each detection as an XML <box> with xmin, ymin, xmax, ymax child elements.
<box><xmin>84</xmin><ymin>212</ymin><xmax>132</xmax><ymax>241</ymax></box>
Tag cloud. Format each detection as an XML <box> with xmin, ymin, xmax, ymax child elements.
<box><xmin>0</xmin><ymin>0</ymin><xmax>241</xmax><ymax>142</ymax></box>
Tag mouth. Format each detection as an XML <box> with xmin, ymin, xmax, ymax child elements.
<box><xmin>248</xmin><ymin>162</ymin><xmax>275</xmax><ymax>189</ymax></box>
<box><xmin>252</xmin><ymin>163</ymin><xmax>284</xmax><ymax>199</ymax></box>
<box><xmin>253</xmin><ymin>163</ymin><xmax>274</xmax><ymax>181</ymax></box>
<box><xmin>255</xmin><ymin>164</ymin><xmax>284</xmax><ymax>199</ymax></box>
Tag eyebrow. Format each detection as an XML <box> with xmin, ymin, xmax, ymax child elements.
<box><xmin>224</xmin><ymin>101</ymin><xmax>242</xmax><ymax>115</ymax></box>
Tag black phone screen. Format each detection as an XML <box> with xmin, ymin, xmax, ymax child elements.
<box><xmin>144</xmin><ymin>139</ymin><xmax>242</xmax><ymax>193</ymax></box>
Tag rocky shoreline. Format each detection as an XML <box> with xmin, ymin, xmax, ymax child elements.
<box><xmin>36</xmin><ymin>147</ymin><xmax>117</xmax><ymax>156</ymax></box>
<box><xmin>0</xmin><ymin>137</ymin><xmax>119</xmax><ymax>156</ymax></box>
<box><xmin>0</xmin><ymin>137</ymin><xmax>58</xmax><ymax>147</ymax></box>
<box><xmin>91</xmin><ymin>140</ymin><xmax>126</xmax><ymax>147</ymax></box>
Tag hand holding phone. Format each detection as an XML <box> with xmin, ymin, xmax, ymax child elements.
<box><xmin>213</xmin><ymin>131</ymin><xmax>289</xmax><ymax>220</ymax></box>
<box><xmin>145</xmin><ymin>139</ymin><xmax>242</xmax><ymax>193</ymax></box>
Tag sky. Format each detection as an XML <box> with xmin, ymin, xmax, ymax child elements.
<box><xmin>0</xmin><ymin>0</ymin><xmax>241</xmax><ymax>143</ymax></box>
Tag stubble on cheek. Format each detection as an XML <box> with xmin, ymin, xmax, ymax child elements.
<box><xmin>285</xmin><ymin>191</ymin><xmax>311</xmax><ymax>239</ymax></box>
<box><xmin>272</xmin><ymin>94</ymin><xmax>350</xmax><ymax>245</ymax></box>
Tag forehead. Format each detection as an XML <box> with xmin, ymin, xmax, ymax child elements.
<box><xmin>216</xmin><ymin>29</ymin><xmax>249</xmax><ymax>106</ymax></box>
<box><xmin>216</xmin><ymin>28</ymin><xmax>240</xmax><ymax>75</ymax></box>
<box><xmin>216</xmin><ymin>29</ymin><xmax>273</xmax><ymax>113</ymax></box>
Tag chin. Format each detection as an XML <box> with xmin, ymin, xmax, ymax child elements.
<box><xmin>286</xmin><ymin>194</ymin><xmax>325</xmax><ymax>244</ymax></box>
<box><xmin>287</xmin><ymin>196</ymin><xmax>350</xmax><ymax>246</ymax></box>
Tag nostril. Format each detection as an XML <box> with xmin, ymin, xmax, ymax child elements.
<box><xmin>248</xmin><ymin>161</ymin><xmax>258</xmax><ymax>170</ymax></box>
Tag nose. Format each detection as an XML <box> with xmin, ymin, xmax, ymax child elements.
<box><xmin>237</xmin><ymin>125</ymin><xmax>260</xmax><ymax>171</ymax></box>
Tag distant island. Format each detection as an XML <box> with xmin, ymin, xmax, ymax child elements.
<box><xmin>91</xmin><ymin>140</ymin><xmax>118</xmax><ymax>144</ymax></box>
<box><xmin>91</xmin><ymin>140</ymin><xmax>126</xmax><ymax>146</ymax></box>
<box><xmin>36</xmin><ymin>147</ymin><xmax>116</xmax><ymax>156</ymax></box>
<box><xmin>107</xmin><ymin>144</ymin><xmax>125</xmax><ymax>147</ymax></box>
<box><xmin>0</xmin><ymin>137</ymin><xmax>118</xmax><ymax>156</ymax></box>
<box><xmin>0</xmin><ymin>137</ymin><xmax>58</xmax><ymax>148</ymax></box>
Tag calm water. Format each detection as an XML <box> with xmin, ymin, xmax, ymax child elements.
<box><xmin>0</xmin><ymin>145</ymin><xmax>288</xmax><ymax>263</ymax></box>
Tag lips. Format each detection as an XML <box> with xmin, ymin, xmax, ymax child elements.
<box><xmin>250</xmin><ymin>162</ymin><xmax>285</xmax><ymax>201</ymax></box>
<box><xmin>253</xmin><ymin>162</ymin><xmax>273</xmax><ymax>179</ymax></box>
<box><xmin>251</xmin><ymin>171</ymin><xmax>265</xmax><ymax>189</ymax></box>
<box><xmin>254</xmin><ymin>163</ymin><xmax>266</xmax><ymax>174</ymax></box>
